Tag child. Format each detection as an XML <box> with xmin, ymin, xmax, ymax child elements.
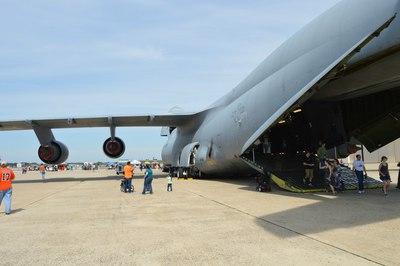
<box><xmin>167</xmin><ymin>174</ymin><xmax>173</xmax><ymax>192</ymax></box>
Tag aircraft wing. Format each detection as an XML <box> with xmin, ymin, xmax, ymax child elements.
<box><xmin>0</xmin><ymin>113</ymin><xmax>197</xmax><ymax>131</ymax></box>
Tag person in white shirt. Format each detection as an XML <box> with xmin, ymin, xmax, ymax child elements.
<box><xmin>353</xmin><ymin>154</ymin><xmax>367</xmax><ymax>194</ymax></box>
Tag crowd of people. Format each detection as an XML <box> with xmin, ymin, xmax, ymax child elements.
<box><xmin>1</xmin><ymin>148</ymin><xmax>399</xmax><ymax>215</ymax></box>
<box><xmin>0</xmin><ymin>160</ymin><xmax>174</xmax><ymax>216</ymax></box>
<box><xmin>303</xmin><ymin>142</ymin><xmax>400</xmax><ymax>196</ymax></box>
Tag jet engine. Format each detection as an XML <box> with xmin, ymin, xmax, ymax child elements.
<box><xmin>103</xmin><ymin>137</ymin><xmax>125</xmax><ymax>158</ymax></box>
<box><xmin>38</xmin><ymin>141</ymin><xmax>69</xmax><ymax>164</ymax></box>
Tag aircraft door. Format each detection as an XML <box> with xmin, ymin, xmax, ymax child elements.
<box><xmin>179</xmin><ymin>142</ymin><xmax>199</xmax><ymax>167</ymax></box>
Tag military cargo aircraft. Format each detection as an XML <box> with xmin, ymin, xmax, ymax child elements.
<box><xmin>1</xmin><ymin>0</ymin><xmax>400</xmax><ymax>181</ymax></box>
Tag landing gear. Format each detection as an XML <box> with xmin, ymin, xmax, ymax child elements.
<box><xmin>172</xmin><ymin>167</ymin><xmax>201</xmax><ymax>179</ymax></box>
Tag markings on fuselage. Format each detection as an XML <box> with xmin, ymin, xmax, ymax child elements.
<box><xmin>232</xmin><ymin>103</ymin><xmax>247</xmax><ymax>127</ymax></box>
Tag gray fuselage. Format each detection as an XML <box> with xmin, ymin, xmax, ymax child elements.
<box><xmin>162</xmin><ymin>0</ymin><xmax>400</xmax><ymax>176</ymax></box>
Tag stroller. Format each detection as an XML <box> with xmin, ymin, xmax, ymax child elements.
<box><xmin>334</xmin><ymin>177</ymin><xmax>345</xmax><ymax>192</ymax></box>
<box><xmin>331</xmin><ymin>167</ymin><xmax>346</xmax><ymax>193</ymax></box>
<box><xmin>256</xmin><ymin>174</ymin><xmax>272</xmax><ymax>192</ymax></box>
<box><xmin>120</xmin><ymin>179</ymin><xmax>134</xmax><ymax>193</ymax></box>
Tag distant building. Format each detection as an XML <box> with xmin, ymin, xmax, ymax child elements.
<box><xmin>361</xmin><ymin>139</ymin><xmax>399</xmax><ymax>163</ymax></box>
<box><xmin>347</xmin><ymin>139</ymin><xmax>400</xmax><ymax>166</ymax></box>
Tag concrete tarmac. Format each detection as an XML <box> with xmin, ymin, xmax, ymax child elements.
<box><xmin>1</xmin><ymin>169</ymin><xmax>399</xmax><ymax>265</ymax></box>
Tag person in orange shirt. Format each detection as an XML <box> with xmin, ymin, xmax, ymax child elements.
<box><xmin>123</xmin><ymin>161</ymin><xmax>134</xmax><ymax>193</ymax></box>
<box><xmin>0</xmin><ymin>161</ymin><xmax>16</xmax><ymax>215</ymax></box>
<box><xmin>39</xmin><ymin>164</ymin><xmax>46</xmax><ymax>181</ymax></box>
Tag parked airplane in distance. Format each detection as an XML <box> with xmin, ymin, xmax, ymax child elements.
<box><xmin>1</xmin><ymin>0</ymin><xmax>400</xmax><ymax>180</ymax></box>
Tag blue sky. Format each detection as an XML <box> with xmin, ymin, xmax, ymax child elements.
<box><xmin>0</xmin><ymin>0</ymin><xmax>341</xmax><ymax>162</ymax></box>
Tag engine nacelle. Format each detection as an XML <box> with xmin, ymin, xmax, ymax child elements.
<box><xmin>103</xmin><ymin>137</ymin><xmax>125</xmax><ymax>159</ymax></box>
<box><xmin>38</xmin><ymin>141</ymin><xmax>69</xmax><ymax>164</ymax></box>
<box><xmin>161</xmin><ymin>129</ymin><xmax>178</xmax><ymax>166</ymax></box>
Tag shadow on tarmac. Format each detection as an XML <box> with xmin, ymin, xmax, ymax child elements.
<box><xmin>13</xmin><ymin>173</ymin><xmax>400</xmax><ymax>237</ymax></box>
<box><xmin>0</xmin><ymin>208</ymin><xmax>25</xmax><ymax>215</ymax></box>
<box><xmin>254</xmin><ymin>188</ymin><xmax>400</xmax><ymax>238</ymax></box>
<box><xmin>204</xmin><ymin>176</ymin><xmax>258</xmax><ymax>189</ymax></box>
<box><xmin>206</xmin><ymin>176</ymin><xmax>400</xmax><ymax>238</ymax></box>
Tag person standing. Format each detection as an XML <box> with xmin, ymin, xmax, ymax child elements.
<box><xmin>142</xmin><ymin>165</ymin><xmax>153</xmax><ymax>194</ymax></box>
<box><xmin>303</xmin><ymin>151</ymin><xmax>315</xmax><ymax>187</ymax></box>
<box><xmin>325</xmin><ymin>160</ymin><xmax>337</xmax><ymax>196</ymax></box>
<box><xmin>317</xmin><ymin>142</ymin><xmax>328</xmax><ymax>183</ymax></box>
<box><xmin>326</xmin><ymin>159</ymin><xmax>340</xmax><ymax>195</ymax></box>
<box><xmin>123</xmin><ymin>161</ymin><xmax>134</xmax><ymax>193</ymax></box>
<box><xmin>0</xmin><ymin>161</ymin><xmax>16</xmax><ymax>215</ymax></box>
<box><xmin>263</xmin><ymin>136</ymin><xmax>271</xmax><ymax>154</ymax></box>
<box><xmin>379</xmin><ymin>156</ymin><xmax>391</xmax><ymax>197</ymax></box>
<box><xmin>39</xmin><ymin>164</ymin><xmax>46</xmax><ymax>181</ymax></box>
<box><xmin>166</xmin><ymin>174</ymin><xmax>173</xmax><ymax>192</ymax></box>
<box><xmin>353</xmin><ymin>154</ymin><xmax>367</xmax><ymax>194</ymax></box>
<box><xmin>317</xmin><ymin>141</ymin><xmax>328</xmax><ymax>163</ymax></box>
<box><xmin>317</xmin><ymin>141</ymin><xmax>328</xmax><ymax>160</ymax></box>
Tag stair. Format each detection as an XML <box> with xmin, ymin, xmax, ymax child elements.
<box><xmin>240</xmin><ymin>155</ymin><xmax>265</xmax><ymax>174</ymax></box>
<box><xmin>240</xmin><ymin>150</ymin><xmax>383</xmax><ymax>193</ymax></box>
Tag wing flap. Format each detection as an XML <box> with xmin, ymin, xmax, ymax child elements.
<box><xmin>0</xmin><ymin>113</ymin><xmax>196</xmax><ymax>131</ymax></box>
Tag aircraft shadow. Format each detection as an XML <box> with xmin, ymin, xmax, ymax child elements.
<box><xmin>254</xmin><ymin>188</ymin><xmax>400</xmax><ymax>238</ymax></box>
<box><xmin>204</xmin><ymin>176</ymin><xmax>400</xmax><ymax>237</ymax></box>
<box><xmin>203</xmin><ymin>176</ymin><xmax>260</xmax><ymax>191</ymax></box>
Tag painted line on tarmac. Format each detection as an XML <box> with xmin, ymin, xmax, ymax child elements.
<box><xmin>22</xmin><ymin>181</ymin><xmax>85</xmax><ymax>208</ymax></box>
<box><xmin>185</xmin><ymin>189</ymin><xmax>383</xmax><ymax>266</ymax></box>
<box><xmin>0</xmin><ymin>181</ymin><xmax>86</xmax><ymax>218</ymax></box>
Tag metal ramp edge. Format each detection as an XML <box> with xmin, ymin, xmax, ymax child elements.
<box><xmin>240</xmin><ymin>155</ymin><xmax>383</xmax><ymax>193</ymax></box>
<box><xmin>240</xmin><ymin>155</ymin><xmax>325</xmax><ymax>193</ymax></box>
<box><xmin>270</xmin><ymin>173</ymin><xmax>325</xmax><ymax>193</ymax></box>
<box><xmin>271</xmin><ymin>171</ymin><xmax>383</xmax><ymax>193</ymax></box>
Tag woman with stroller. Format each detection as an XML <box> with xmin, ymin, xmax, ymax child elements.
<box><xmin>379</xmin><ymin>156</ymin><xmax>391</xmax><ymax>197</ymax></box>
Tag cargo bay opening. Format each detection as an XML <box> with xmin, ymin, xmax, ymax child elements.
<box><xmin>250</xmin><ymin>86</ymin><xmax>400</xmax><ymax>156</ymax></box>
<box><xmin>241</xmin><ymin>87</ymin><xmax>400</xmax><ymax>191</ymax></box>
